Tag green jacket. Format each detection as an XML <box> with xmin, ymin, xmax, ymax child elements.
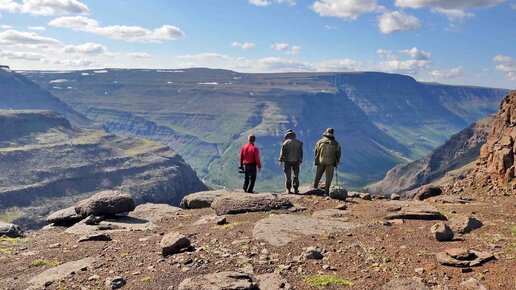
<box><xmin>315</xmin><ymin>133</ymin><xmax>341</xmax><ymax>166</ymax></box>
<box><xmin>279</xmin><ymin>131</ymin><xmax>303</xmax><ymax>163</ymax></box>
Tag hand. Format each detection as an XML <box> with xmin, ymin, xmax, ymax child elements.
<box><xmin>258</xmin><ymin>167</ymin><xmax>262</xmax><ymax>172</ymax></box>
<box><xmin>279</xmin><ymin>161</ymin><xmax>283</xmax><ymax>167</ymax></box>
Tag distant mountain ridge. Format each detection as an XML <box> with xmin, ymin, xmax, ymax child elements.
<box><xmin>0</xmin><ymin>66</ymin><xmax>94</xmax><ymax>128</ymax></box>
<box><xmin>22</xmin><ymin>68</ymin><xmax>509</xmax><ymax>190</ymax></box>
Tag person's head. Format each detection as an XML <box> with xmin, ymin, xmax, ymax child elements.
<box><xmin>325</xmin><ymin>128</ymin><xmax>334</xmax><ymax>135</ymax></box>
<box><xmin>248</xmin><ymin>134</ymin><xmax>256</xmax><ymax>144</ymax></box>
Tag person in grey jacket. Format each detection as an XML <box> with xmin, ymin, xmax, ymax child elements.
<box><xmin>279</xmin><ymin>129</ymin><xmax>303</xmax><ymax>194</ymax></box>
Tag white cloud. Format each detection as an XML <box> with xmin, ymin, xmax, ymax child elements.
<box><xmin>324</xmin><ymin>24</ymin><xmax>337</xmax><ymax>30</ymax></box>
<box><xmin>395</xmin><ymin>0</ymin><xmax>505</xmax><ymax>21</ymax></box>
<box><xmin>378</xmin><ymin>11</ymin><xmax>420</xmax><ymax>34</ymax></box>
<box><xmin>231</xmin><ymin>41</ymin><xmax>255</xmax><ymax>49</ymax></box>
<box><xmin>376</xmin><ymin>49</ymin><xmax>397</xmax><ymax>60</ymax></box>
<box><xmin>493</xmin><ymin>55</ymin><xmax>516</xmax><ymax>81</ymax></box>
<box><xmin>0</xmin><ymin>49</ymin><xmax>45</xmax><ymax>61</ymax></box>
<box><xmin>270</xmin><ymin>42</ymin><xmax>300</xmax><ymax>54</ymax></box>
<box><xmin>255</xmin><ymin>57</ymin><xmax>314</xmax><ymax>72</ymax></box>
<box><xmin>177</xmin><ymin>53</ymin><xmax>231</xmax><ymax>61</ymax></box>
<box><xmin>49</xmin><ymin>16</ymin><xmax>185</xmax><ymax>42</ymax></box>
<box><xmin>51</xmin><ymin>57</ymin><xmax>94</xmax><ymax>67</ymax></box>
<box><xmin>400</xmin><ymin>47</ymin><xmax>431</xmax><ymax>60</ymax></box>
<box><xmin>377</xmin><ymin>47</ymin><xmax>432</xmax><ymax>74</ymax></box>
<box><xmin>28</xmin><ymin>26</ymin><xmax>46</xmax><ymax>31</ymax></box>
<box><xmin>0</xmin><ymin>24</ymin><xmax>12</xmax><ymax>29</ymax></box>
<box><xmin>63</xmin><ymin>42</ymin><xmax>106</xmax><ymax>55</ymax></box>
<box><xmin>512</xmin><ymin>3</ymin><xmax>516</xmax><ymax>9</ymax></box>
<box><xmin>127</xmin><ymin>52</ymin><xmax>151</xmax><ymax>58</ymax></box>
<box><xmin>248</xmin><ymin>0</ymin><xmax>296</xmax><ymax>6</ymax></box>
<box><xmin>0</xmin><ymin>29</ymin><xmax>61</xmax><ymax>47</ymax></box>
<box><xmin>314</xmin><ymin>58</ymin><xmax>361</xmax><ymax>71</ymax></box>
<box><xmin>430</xmin><ymin>66</ymin><xmax>464</xmax><ymax>78</ymax></box>
<box><xmin>312</xmin><ymin>0</ymin><xmax>383</xmax><ymax>20</ymax></box>
<box><xmin>0</xmin><ymin>0</ymin><xmax>89</xmax><ymax>16</ymax></box>
<box><xmin>249</xmin><ymin>0</ymin><xmax>270</xmax><ymax>6</ymax></box>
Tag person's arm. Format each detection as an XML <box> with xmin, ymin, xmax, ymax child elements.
<box><xmin>239</xmin><ymin>147</ymin><xmax>244</xmax><ymax>167</ymax></box>
<box><xmin>299</xmin><ymin>141</ymin><xmax>304</xmax><ymax>164</ymax></box>
<box><xmin>336</xmin><ymin>143</ymin><xmax>341</xmax><ymax>166</ymax></box>
<box><xmin>255</xmin><ymin>147</ymin><xmax>262</xmax><ymax>170</ymax></box>
<box><xmin>279</xmin><ymin>142</ymin><xmax>286</xmax><ymax>163</ymax></box>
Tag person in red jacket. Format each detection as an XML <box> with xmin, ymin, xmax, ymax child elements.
<box><xmin>239</xmin><ymin>134</ymin><xmax>262</xmax><ymax>193</ymax></box>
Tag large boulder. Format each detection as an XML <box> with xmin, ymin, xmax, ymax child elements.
<box><xmin>430</xmin><ymin>222</ymin><xmax>454</xmax><ymax>241</ymax></box>
<box><xmin>211</xmin><ymin>193</ymin><xmax>293</xmax><ymax>215</ymax></box>
<box><xmin>160</xmin><ymin>232</ymin><xmax>191</xmax><ymax>256</ymax></box>
<box><xmin>46</xmin><ymin>206</ymin><xmax>84</xmax><ymax>226</ymax></box>
<box><xmin>413</xmin><ymin>186</ymin><xmax>443</xmax><ymax>201</ymax></box>
<box><xmin>0</xmin><ymin>221</ymin><xmax>23</xmax><ymax>238</ymax></box>
<box><xmin>180</xmin><ymin>190</ymin><xmax>226</xmax><ymax>209</ymax></box>
<box><xmin>178</xmin><ymin>271</ymin><xmax>256</xmax><ymax>290</ymax></box>
<box><xmin>75</xmin><ymin>190</ymin><xmax>135</xmax><ymax>217</ymax></box>
<box><xmin>255</xmin><ymin>273</ymin><xmax>292</xmax><ymax>290</ymax></box>
<box><xmin>450</xmin><ymin>216</ymin><xmax>483</xmax><ymax>234</ymax></box>
<box><xmin>28</xmin><ymin>257</ymin><xmax>96</xmax><ymax>289</ymax></box>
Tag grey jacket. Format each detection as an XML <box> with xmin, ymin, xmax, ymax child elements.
<box><xmin>279</xmin><ymin>131</ymin><xmax>303</xmax><ymax>163</ymax></box>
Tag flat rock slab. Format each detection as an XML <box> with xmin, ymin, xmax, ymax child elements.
<box><xmin>430</xmin><ymin>196</ymin><xmax>474</xmax><ymax>204</ymax></box>
<box><xmin>180</xmin><ymin>190</ymin><xmax>227</xmax><ymax>209</ymax></box>
<box><xmin>178</xmin><ymin>271</ymin><xmax>257</xmax><ymax>290</ymax></box>
<box><xmin>46</xmin><ymin>206</ymin><xmax>84</xmax><ymax>226</ymax></box>
<box><xmin>211</xmin><ymin>193</ymin><xmax>293</xmax><ymax>215</ymax></box>
<box><xmin>384</xmin><ymin>201</ymin><xmax>446</xmax><ymax>220</ymax></box>
<box><xmin>28</xmin><ymin>257</ymin><xmax>95</xmax><ymax>289</ymax></box>
<box><xmin>450</xmin><ymin>216</ymin><xmax>483</xmax><ymax>234</ymax></box>
<box><xmin>253</xmin><ymin>214</ymin><xmax>361</xmax><ymax>247</ymax></box>
<box><xmin>131</xmin><ymin>203</ymin><xmax>182</xmax><ymax>223</ymax></box>
<box><xmin>65</xmin><ymin>215</ymin><xmax>156</xmax><ymax>235</ymax></box>
<box><xmin>436</xmin><ymin>248</ymin><xmax>495</xmax><ymax>267</ymax></box>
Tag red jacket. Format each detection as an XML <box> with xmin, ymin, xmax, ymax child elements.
<box><xmin>240</xmin><ymin>143</ymin><xmax>262</xmax><ymax>169</ymax></box>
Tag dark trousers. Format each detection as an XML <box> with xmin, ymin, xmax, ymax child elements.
<box><xmin>314</xmin><ymin>165</ymin><xmax>334</xmax><ymax>194</ymax></box>
<box><xmin>243</xmin><ymin>164</ymin><xmax>257</xmax><ymax>193</ymax></box>
<box><xmin>284</xmin><ymin>161</ymin><xmax>300</xmax><ymax>192</ymax></box>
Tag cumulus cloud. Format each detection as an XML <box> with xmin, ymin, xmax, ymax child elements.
<box><xmin>249</xmin><ymin>0</ymin><xmax>271</xmax><ymax>6</ymax></box>
<box><xmin>430</xmin><ymin>66</ymin><xmax>464</xmax><ymax>79</ymax></box>
<box><xmin>378</xmin><ymin>11</ymin><xmax>420</xmax><ymax>34</ymax></box>
<box><xmin>231</xmin><ymin>41</ymin><xmax>255</xmax><ymax>49</ymax></box>
<box><xmin>28</xmin><ymin>26</ymin><xmax>46</xmax><ymax>31</ymax></box>
<box><xmin>377</xmin><ymin>47</ymin><xmax>432</xmax><ymax>74</ymax></box>
<box><xmin>248</xmin><ymin>0</ymin><xmax>296</xmax><ymax>6</ymax></box>
<box><xmin>49</xmin><ymin>16</ymin><xmax>185</xmax><ymax>42</ymax></box>
<box><xmin>0</xmin><ymin>24</ymin><xmax>13</xmax><ymax>29</ymax></box>
<box><xmin>395</xmin><ymin>0</ymin><xmax>505</xmax><ymax>21</ymax></box>
<box><xmin>63</xmin><ymin>42</ymin><xmax>106</xmax><ymax>55</ymax></box>
<box><xmin>312</xmin><ymin>0</ymin><xmax>383</xmax><ymax>20</ymax></box>
<box><xmin>51</xmin><ymin>57</ymin><xmax>94</xmax><ymax>67</ymax></box>
<box><xmin>127</xmin><ymin>52</ymin><xmax>151</xmax><ymax>58</ymax></box>
<box><xmin>0</xmin><ymin>29</ymin><xmax>61</xmax><ymax>47</ymax></box>
<box><xmin>0</xmin><ymin>0</ymin><xmax>89</xmax><ymax>16</ymax></box>
<box><xmin>0</xmin><ymin>49</ymin><xmax>45</xmax><ymax>61</ymax></box>
<box><xmin>314</xmin><ymin>58</ymin><xmax>362</xmax><ymax>71</ymax></box>
<box><xmin>400</xmin><ymin>47</ymin><xmax>431</xmax><ymax>60</ymax></box>
<box><xmin>270</xmin><ymin>42</ymin><xmax>300</xmax><ymax>54</ymax></box>
<box><xmin>255</xmin><ymin>57</ymin><xmax>313</xmax><ymax>71</ymax></box>
<box><xmin>493</xmin><ymin>55</ymin><xmax>516</xmax><ymax>81</ymax></box>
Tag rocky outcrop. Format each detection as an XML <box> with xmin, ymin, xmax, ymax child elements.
<box><xmin>0</xmin><ymin>111</ymin><xmax>207</xmax><ymax>229</ymax></box>
<box><xmin>436</xmin><ymin>248</ymin><xmax>495</xmax><ymax>267</ymax></box>
<box><xmin>180</xmin><ymin>190</ymin><xmax>226</xmax><ymax>209</ymax></box>
<box><xmin>0</xmin><ymin>221</ymin><xmax>23</xmax><ymax>238</ymax></box>
<box><xmin>178</xmin><ymin>272</ymin><xmax>257</xmax><ymax>290</ymax></box>
<box><xmin>478</xmin><ymin>90</ymin><xmax>516</xmax><ymax>186</ymax></box>
<box><xmin>46</xmin><ymin>207</ymin><xmax>84</xmax><ymax>226</ymax></box>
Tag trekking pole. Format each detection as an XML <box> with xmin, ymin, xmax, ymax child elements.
<box><xmin>335</xmin><ymin>166</ymin><xmax>339</xmax><ymax>186</ymax></box>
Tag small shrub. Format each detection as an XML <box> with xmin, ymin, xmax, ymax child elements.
<box><xmin>31</xmin><ymin>259</ymin><xmax>46</xmax><ymax>267</ymax></box>
<box><xmin>142</xmin><ymin>276</ymin><xmax>151</xmax><ymax>282</ymax></box>
<box><xmin>305</xmin><ymin>275</ymin><xmax>354</xmax><ymax>288</ymax></box>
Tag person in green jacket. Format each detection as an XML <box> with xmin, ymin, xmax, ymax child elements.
<box><xmin>313</xmin><ymin>128</ymin><xmax>341</xmax><ymax>194</ymax></box>
<box><xmin>279</xmin><ymin>129</ymin><xmax>303</xmax><ymax>194</ymax></box>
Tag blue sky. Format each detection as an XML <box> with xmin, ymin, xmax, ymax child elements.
<box><xmin>0</xmin><ymin>0</ymin><xmax>514</xmax><ymax>88</ymax></box>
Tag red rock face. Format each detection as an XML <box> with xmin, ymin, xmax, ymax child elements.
<box><xmin>478</xmin><ymin>90</ymin><xmax>516</xmax><ymax>185</ymax></box>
